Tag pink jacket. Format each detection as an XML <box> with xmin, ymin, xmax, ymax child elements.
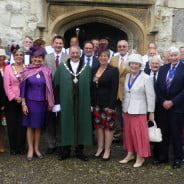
<box><xmin>4</xmin><ymin>65</ymin><xmax>20</xmax><ymax>101</ymax></box>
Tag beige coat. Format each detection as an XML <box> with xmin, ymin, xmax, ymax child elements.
<box><xmin>122</xmin><ymin>71</ymin><xmax>155</xmax><ymax>114</ymax></box>
<box><xmin>110</xmin><ymin>55</ymin><xmax>130</xmax><ymax>101</ymax></box>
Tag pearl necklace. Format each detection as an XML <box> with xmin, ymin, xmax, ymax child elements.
<box><xmin>63</xmin><ymin>62</ymin><xmax>87</xmax><ymax>84</ymax></box>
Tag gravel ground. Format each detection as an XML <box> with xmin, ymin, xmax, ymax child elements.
<box><xmin>0</xmin><ymin>131</ymin><xmax>184</xmax><ymax>184</ymax></box>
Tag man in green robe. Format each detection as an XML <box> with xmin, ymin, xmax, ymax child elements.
<box><xmin>54</xmin><ymin>46</ymin><xmax>93</xmax><ymax>161</ymax></box>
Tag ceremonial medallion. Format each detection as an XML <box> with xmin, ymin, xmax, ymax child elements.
<box><xmin>73</xmin><ymin>77</ymin><xmax>78</xmax><ymax>84</ymax></box>
<box><xmin>36</xmin><ymin>73</ymin><xmax>40</xmax><ymax>79</ymax></box>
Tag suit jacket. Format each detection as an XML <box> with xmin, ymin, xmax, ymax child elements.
<box><xmin>0</xmin><ymin>73</ymin><xmax>7</xmax><ymax>107</ymax></box>
<box><xmin>81</xmin><ymin>55</ymin><xmax>99</xmax><ymax>71</ymax></box>
<box><xmin>156</xmin><ymin>62</ymin><xmax>184</xmax><ymax>113</ymax></box>
<box><xmin>91</xmin><ymin>65</ymin><xmax>119</xmax><ymax>109</ymax></box>
<box><xmin>123</xmin><ymin>71</ymin><xmax>155</xmax><ymax>114</ymax></box>
<box><xmin>44</xmin><ymin>52</ymin><xmax>69</xmax><ymax>76</ymax></box>
<box><xmin>110</xmin><ymin>55</ymin><xmax>130</xmax><ymax>101</ymax></box>
<box><xmin>144</xmin><ymin>64</ymin><xmax>151</xmax><ymax>74</ymax></box>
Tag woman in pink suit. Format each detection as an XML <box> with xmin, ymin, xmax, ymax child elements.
<box><xmin>4</xmin><ymin>49</ymin><xmax>26</xmax><ymax>155</ymax></box>
<box><xmin>119</xmin><ymin>54</ymin><xmax>155</xmax><ymax>167</ymax></box>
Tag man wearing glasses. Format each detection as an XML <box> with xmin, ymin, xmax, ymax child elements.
<box><xmin>110</xmin><ymin>40</ymin><xmax>130</xmax><ymax>142</ymax></box>
<box><xmin>81</xmin><ymin>41</ymin><xmax>99</xmax><ymax>71</ymax></box>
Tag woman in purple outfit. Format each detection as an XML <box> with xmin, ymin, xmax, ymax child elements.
<box><xmin>20</xmin><ymin>46</ymin><xmax>54</xmax><ymax>161</ymax></box>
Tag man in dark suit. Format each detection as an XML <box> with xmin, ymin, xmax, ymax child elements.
<box><xmin>154</xmin><ymin>47</ymin><xmax>184</xmax><ymax>169</ymax></box>
<box><xmin>144</xmin><ymin>56</ymin><xmax>162</xmax><ymax>160</ymax></box>
<box><xmin>81</xmin><ymin>41</ymin><xmax>99</xmax><ymax>71</ymax></box>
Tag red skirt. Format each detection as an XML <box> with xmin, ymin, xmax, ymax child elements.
<box><xmin>93</xmin><ymin>105</ymin><xmax>116</xmax><ymax>130</ymax></box>
<box><xmin>123</xmin><ymin>113</ymin><xmax>151</xmax><ymax>157</ymax></box>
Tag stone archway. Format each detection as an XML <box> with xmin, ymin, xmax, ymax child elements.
<box><xmin>63</xmin><ymin>22</ymin><xmax>128</xmax><ymax>51</ymax></box>
<box><xmin>45</xmin><ymin>6</ymin><xmax>148</xmax><ymax>54</ymax></box>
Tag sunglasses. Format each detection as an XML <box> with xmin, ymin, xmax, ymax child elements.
<box><xmin>118</xmin><ymin>45</ymin><xmax>127</xmax><ymax>48</ymax></box>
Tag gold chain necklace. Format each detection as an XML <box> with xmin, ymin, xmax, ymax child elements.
<box><xmin>63</xmin><ymin>62</ymin><xmax>87</xmax><ymax>84</ymax></box>
<box><xmin>11</xmin><ymin>64</ymin><xmax>25</xmax><ymax>79</ymax></box>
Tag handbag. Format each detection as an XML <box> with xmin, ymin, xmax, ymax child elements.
<box><xmin>148</xmin><ymin>120</ymin><xmax>162</xmax><ymax>142</ymax></box>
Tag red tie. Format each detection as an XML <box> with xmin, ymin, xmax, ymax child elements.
<box><xmin>55</xmin><ymin>55</ymin><xmax>59</xmax><ymax>67</ymax></box>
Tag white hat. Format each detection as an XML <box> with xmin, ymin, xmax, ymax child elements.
<box><xmin>127</xmin><ymin>53</ymin><xmax>144</xmax><ymax>66</ymax></box>
<box><xmin>0</xmin><ymin>49</ymin><xmax>8</xmax><ymax>59</ymax></box>
<box><xmin>167</xmin><ymin>46</ymin><xmax>179</xmax><ymax>54</ymax></box>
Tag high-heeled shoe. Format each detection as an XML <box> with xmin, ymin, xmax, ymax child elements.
<box><xmin>35</xmin><ymin>153</ymin><xmax>44</xmax><ymax>159</ymax></box>
<box><xmin>133</xmin><ymin>158</ymin><xmax>145</xmax><ymax>168</ymax></box>
<box><xmin>119</xmin><ymin>156</ymin><xmax>135</xmax><ymax>164</ymax></box>
<box><xmin>94</xmin><ymin>149</ymin><xmax>104</xmax><ymax>158</ymax></box>
<box><xmin>27</xmin><ymin>157</ymin><xmax>33</xmax><ymax>161</ymax></box>
<box><xmin>101</xmin><ymin>151</ymin><xmax>111</xmax><ymax>161</ymax></box>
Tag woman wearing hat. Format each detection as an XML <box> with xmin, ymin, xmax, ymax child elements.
<box><xmin>4</xmin><ymin>49</ymin><xmax>26</xmax><ymax>155</ymax></box>
<box><xmin>0</xmin><ymin>49</ymin><xmax>8</xmax><ymax>153</ymax></box>
<box><xmin>119</xmin><ymin>54</ymin><xmax>155</xmax><ymax>167</ymax></box>
<box><xmin>20</xmin><ymin>45</ymin><xmax>54</xmax><ymax>161</ymax></box>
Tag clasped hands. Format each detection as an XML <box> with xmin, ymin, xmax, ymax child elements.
<box><xmin>162</xmin><ymin>100</ymin><xmax>173</xmax><ymax>110</ymax></box>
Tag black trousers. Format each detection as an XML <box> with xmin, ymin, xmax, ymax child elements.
<box><xmin>46</xmin><ymin>111</ymin><xmax>61</xmax><ymax>148</ymax></box>
<box><xmin>156</xmin><ymin>107</ymin><xmax>184</xmax><ymax>161</ymax></box>
<box><xmin>5</xmin><ymin>100</ymin><xmax>26</xmax><ymax>152</ymax></box>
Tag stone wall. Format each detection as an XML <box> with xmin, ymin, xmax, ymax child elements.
<box><xmin>0</xmin><ymin>0</ymin><xmax>45</xmax><ymax>47</ymax></box>
<box><xmin>0</xmin><ymin>0</ymin><xmax>183</xmax><ymax>52</ymax></box>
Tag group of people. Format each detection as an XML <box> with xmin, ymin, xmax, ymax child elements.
<box><xmin>0</xmin><ymin>35</ymin><xmax>184</xmax><ymax>170</ymax></box>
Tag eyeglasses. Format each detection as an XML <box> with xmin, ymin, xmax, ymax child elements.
<box><xmin>15</xmin><ymin>54</ymin><xmax>23</xmax><ymax>56</ymax></box>
<box><xmin>118</xmin><ymin>45</ymin><xmax>127</xmax><ymax>48</ymax></box>
<box><xmin>84</xmin><ymin>47</ymin><xmax>93</xmax><ymax>50</ymax></box>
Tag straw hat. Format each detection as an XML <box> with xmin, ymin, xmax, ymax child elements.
<box><xmin>0</xmin><ymin>49</ymin><xmax>8</xmax><ymax>59</ymax></box>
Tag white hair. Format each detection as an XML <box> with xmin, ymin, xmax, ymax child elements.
<box><xmin>167</xmin><ymin>46</ymin><xmax>179</xmax><ymax>54</ymax></box>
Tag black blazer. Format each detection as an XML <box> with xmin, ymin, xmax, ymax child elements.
<box><xmin>156</xmin><ymin>62</ymin><xmax>184</xmax><ymax>113</ymax></box>
<box><xmin>81</xmin><ymin>55</ymin><xmax>99</xmax><ymax>71</ymax></box>
<box><xmin>91</xmin><ymin>65</ymin><xmax>119</xmax><ymax>109</ymax></box>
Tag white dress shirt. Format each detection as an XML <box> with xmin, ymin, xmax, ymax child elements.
<box><xmin>70</xmin><ymin>60</ymin><xmax>80</xmax><ymax>73</ymax></box>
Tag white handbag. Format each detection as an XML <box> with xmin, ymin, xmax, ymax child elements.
<box><xmin>148</xmin><ymin>121</ymin><xmax>162</xmax><ymax>142</ymax></box>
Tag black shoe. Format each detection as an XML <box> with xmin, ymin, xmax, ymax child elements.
<box><xmin>94</xmin><ymin>150</ymin><xmax>104</xmax><ymax>158</ymax></box>
<box><xmin>45</xmin><ymin>147</ymin><xmax>56</xmax><ymax>154</ymax></box>
<box><xmin>27</xmin><ymin>157</ymin><xmax>33</xmax><ymax>161</ymax></box>
<box><xmin>58</xmin><ymin>154</ymin><xmax>70</xmax><ymax>161</ymax></box>
<box><xmin>17</xmin><ymin>150</ymin><xmax>26</xmax><ymax>155</ymax></box>
<box><xmin>152</xmin><ymin>159</ymin><xmax>168</xmax><ymax>165</ymax></box>
<box><xmin>10</xmin><ymin>150</ymin><xmax>17</xmax><ymax>155</ymax></box>
<box><xmin>173</xmin><ymin>160</ymin><xmax>182</xmax><ymax>169</ymax></box>
<box><xmin>76</xmin><ymin>153</ymin><xmax>89</xmax><ymax>161</ymax></box>
<box><xmin>101</xmin><ymin>156</ymin><xmax>111</xmax><ymax>161</ymax></box>
<box><xmin>35</xmin><ymin>154</ymin><xmax>44</xmax><ymax>159</ymax></box>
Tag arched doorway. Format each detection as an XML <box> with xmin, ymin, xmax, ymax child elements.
<box><xmin>46</xmin><ymin>7</ymin><xmax>148</xmax><ymax>54</ymax></box>
<box><xmin>64</xmin><ymin>22</ymin><xmax>128</xmax><ymax>51</ymax></box>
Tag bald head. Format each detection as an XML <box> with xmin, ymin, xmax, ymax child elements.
<box><xmin>150</xmin><ymin>56</ymin><xmax>161</xmax><ymax>72</ymax></box>
<box><xmin>69</xmin><ymin>46</ymin><xmax>81</xmax><ymax>62</ymax></box>
<box><xmin>117</xmin><ymin>40</ymin><xmax>129</xmax><ymax>56</ymax></box>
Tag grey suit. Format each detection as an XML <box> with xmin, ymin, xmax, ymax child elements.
<box><xmin>44</xmin><ymin>52</ymin><xmax>69</xmax><ymax>76</ymax></box>
<box><xmin>44</xmin><ymin>52</ymin><xmax>69</xmax><ymax>150</ymax></box>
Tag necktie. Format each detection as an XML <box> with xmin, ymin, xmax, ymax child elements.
<box><xmin>119</xmin><ymin>57</ymin><xmax>124</xmax><ymax>68</ymax></box>
<box><xmin>166</xmin><ymin>65</ymin><xmax>175</xmax><ymax>89</ymax></box>
<box><xmin>153</xmin><ymin>72</ymin><xmax>156</xmax><ymax>83</ymax></box>
<box><xmin>87</xmin><ymin>57</ymin><xmax>90</xmax><ymax>66</ymax></box>
<box><xmin>55</xmin><ymin>55</ymin><xmax>59</xmax><ymax>67</ymax></box>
